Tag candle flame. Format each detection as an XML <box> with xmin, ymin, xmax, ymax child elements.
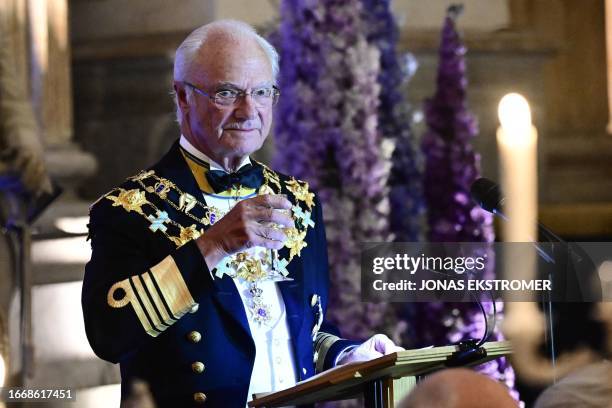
<box><xmin>498</xmin><ymin>93</ymin><xmax>532</xmax><ymax>139</ymax></box>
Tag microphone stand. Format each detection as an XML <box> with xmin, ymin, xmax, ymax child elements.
<box><xmin>471</xmin><ymin>178</ymin><xmax>602</xmax><ymax>376</ymax></box>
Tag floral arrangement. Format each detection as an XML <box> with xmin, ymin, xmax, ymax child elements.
<box><xmin>273</xmin><ymin>1</ymin><xmax>518</xmax><ymax>399</ymax></box>
<box><xmin>361</xmin><ymin>0</ymin><xmax>424</xmax><ymax>243</ymax></box>
<box><xmin>416</xmin><ymin>5</ymin><xmax>519</xmax><ymax>399</ymax></box>
<box><xmin>274</xmin><ymin>0</ymin><xmax>391</xmax><ymax>339</ymax></box>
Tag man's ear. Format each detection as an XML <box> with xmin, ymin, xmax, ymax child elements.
<box><xmin>173</xmin><ymin>81</ymin><xmax>189</xmax><ymax>110</ymax></box>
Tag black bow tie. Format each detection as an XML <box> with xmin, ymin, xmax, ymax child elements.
<box><xmin>205</xmin><ymin>163</ymin><xmax>264</xmax><ymax>193</ymax></box>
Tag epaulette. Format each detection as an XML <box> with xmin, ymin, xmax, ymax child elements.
<box><xmin>88</xmin><ymin>170</ymin><xmax>211</xmax><ymax>248</ymax></box>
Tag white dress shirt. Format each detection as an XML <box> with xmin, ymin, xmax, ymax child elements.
<box><xmin>179</xmin><ymin>136</ymin><xmax>298</xmax><ymax>405</ymax></box>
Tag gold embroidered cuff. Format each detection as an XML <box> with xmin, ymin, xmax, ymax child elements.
<box><xmin>149</xmin><ymin>255</ymin><xmax>198</xmax><ymax>320</ymax></box>
<box><xmin>107</xmin><ymin>255</ymin><xmax>197</xmax><ymax>337</ymax></box>
<box><xmin>314</xmin><ymin>332</ymin><xmax>340</xmax><ymax>373</ymax></box>
<box><xmin>107</xmin><ymin>279</ymin><xmax>161</xmax><ymax>337</ymax></box>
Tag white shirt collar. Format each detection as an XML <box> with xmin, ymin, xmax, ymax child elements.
<box><xmin>179</xmin><ymin>134</ymin><xmax>252</xmax><ymax>172</ymax></box>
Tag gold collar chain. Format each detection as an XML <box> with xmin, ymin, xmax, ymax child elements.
<box><xmin>105</xmin><ymin>165</ymin><xmax>314</xmax><ymax>296</ymax></box>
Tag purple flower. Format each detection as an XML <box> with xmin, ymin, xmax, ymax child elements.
<box><xmin>413</xmin><ymin>8</ymin><xmax>519</xmax><ymax>401</ymax></box>
<box><xmin>274</xmin><ymin>0</ymin><xmax>390</xmax><ymax>339</ymax></box>
<box><xmin>362</xmin><ymin>0</ymin><xmax>424</xmax><ymax>243</ymax></box>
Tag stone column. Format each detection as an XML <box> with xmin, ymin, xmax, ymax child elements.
<box><xmin>25</xmin><ymin>0</ymin><xmax>97</xmax><ymax>199</ymax></box>
<box><xmin>0</xmin><ymin>0</ymin><xmax>98</xmax><ymax>388</ymax></box>
<box><xmin>28</xmin><ymin>0</ymin><xmax>72</xmax><ymax>146</ymax></box>
<box><xmin>606</xmin><ymin>0</ymin><xmax>612</xmax><ymax>134</ymax></box>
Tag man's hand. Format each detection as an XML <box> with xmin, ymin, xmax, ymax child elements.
<box><xmin>195</xmin><ymin>194</ymin><xmax>294</xmax><ymax>269</ymax></box>
<box><xmin>337</xmin><ymin>334</ymin><xmax>404</xmax><ymax>365</ymax></box>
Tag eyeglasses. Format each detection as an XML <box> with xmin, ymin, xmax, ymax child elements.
<box><xmin>183</xmin><ymin>82</ymin><xmax>280</xmax><ymax>108</ymax></box>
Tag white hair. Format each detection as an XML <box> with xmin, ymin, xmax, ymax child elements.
<box><xmin>172</xmin><ymin>19</ymin><xmax>279</xmax><ymax>125</ymax></box>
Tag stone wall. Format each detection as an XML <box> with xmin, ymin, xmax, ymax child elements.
<box><xmin>213</xmin><ymin>0</ymin><xmax>510</xmax><ymax>30</ymax></box>
<box><xmin>73</xmin><ymin>54</ymin><xmax>179</xmax><ymax>198</ymax></box>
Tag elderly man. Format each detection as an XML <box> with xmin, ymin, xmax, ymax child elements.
<box><xmin>82</xmin><ymin>19</ymin><xmax>401</xmax><ymax>407</ymax></box>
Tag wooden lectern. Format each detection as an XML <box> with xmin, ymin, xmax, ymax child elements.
<box><xmin>249</xmin><ymin>340</ymin><xmax>512</xmax><ymax>408</ymax></box>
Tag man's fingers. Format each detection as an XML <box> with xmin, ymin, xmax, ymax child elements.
<box><xmin>376</xmin><ymin>336</ymin><xmax>392</xmax><ymax>354</ymax></box>
<box><xmin>250</xmin><ymin>236</ymin><xmax>285</xmax><ymax>250</ymax></box>
<box><xmin>336</xmin><ymin>334</ymin><xmax>401</xmax><ymax>366</ymax></box>
<box><xmin>372</xmin><ymin>334</ymin><xmax>400</xmax><ymax>355</ymax></box>
<box><xmin>254</xmin><ymin>208</ymin><xmax>294</xmax><ymax>227</ymax></box>
<box><xmin>255</xmin><ymin>226</ymin><xmax>287</xmax><ymax>250</ymax></box>
<box><xmin>251</xmin><ymin>194</ymin><xmax>292</xmax><ymax>210</ymax></box>
<box><xmin>341</xmin><ymin>347</ymin><xmax>382</xmax><ymax>364</ymax></box>
<box><xmin>216</xmin><ymin>194</ymin><xmax>298</xmax><ymax>253</ymax></box>
<box><xmin>256</xmin><ymin>225</ymin><xmax>287</xmax><ymax>243</ymax></box>
<box><xmin>356</xmin><ymin>348</ymin><xmax>383</xmax><ymax>359</ymax></box>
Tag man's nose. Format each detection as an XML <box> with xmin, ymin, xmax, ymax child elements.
<box><xmin>234</xmin><ymin>94</ymin><xmax>258</xmax><ymax>120</ymax></box>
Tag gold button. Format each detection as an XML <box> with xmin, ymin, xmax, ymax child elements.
<box><xmin>193</xmin><ymin>392</ymin><xmax>207</xmax><ymax>403</ymax></box>
<box><xmin>310</xmin><ymin>294</ymin><xmax>318</xmax><ymax>307</ymax></box>
<box><xmin>190</xmin><ymin>303</ymin><xmax>199</xmax><ymax>313</ymax></box>
<box><xmin>192</xmin><ymin>361</ymin><xmax>205</xmax><ymax>374</ymax></box>
<box><xmin>187</xmin><ymin>331</ymin><xmax>202</xmax><ymax>343</ymax></box>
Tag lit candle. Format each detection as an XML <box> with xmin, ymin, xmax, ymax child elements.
<box><xmin>498</xmin><ymin>93</ymin><xmax>542</xmax><ymax>367</ymax></box>
<box><xmin>498</xmin><ymin>95</ymin><xmax>597</xmax><ymax>382</ymax></box>
<box><xmin>497</xmin><ymin>93</ymin><xmax>537</xmax><ymax>244</ymax></box>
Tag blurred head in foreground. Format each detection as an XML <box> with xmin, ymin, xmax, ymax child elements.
<box><xmin>120</xmin><ymin>380</ymin><xmax>156</xmax><ymax>408</ymax></box>
<box><xmin>534</xmin><ymin>360</ymin><xmax>612</xmax><ymax>408</ymax></box>
<box><xmin>399</xmin><ymin>368</ymin><xmax>517</xmax><ymax>408</ymax></box>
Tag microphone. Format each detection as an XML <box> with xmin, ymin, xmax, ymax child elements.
<box><xmin>470</xmin><ymin>177</ymin><xmax>555</xmax><ymax>263</ymax></box>
<box><xmin>470</xmin><ymin>178</ymin><xmax>505</xmax><ymax>217</ymax></box>
<box><xmin>469</xmin><ymin>177</ymin><xmax>601</xmax><ymax>300</ymax></box>
<box><xmin>470</xmin><ymin>177</ymin><xmax>561</xmax><ymax>243</ymax></box>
